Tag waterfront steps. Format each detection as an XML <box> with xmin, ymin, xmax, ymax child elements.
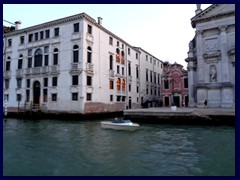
<box><xmin>124</xmin><ymin>107</ymin><xmax>235</xmax><ymax>126</ymax></box>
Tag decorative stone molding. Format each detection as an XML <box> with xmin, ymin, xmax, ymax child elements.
<box><xmin>218</xmin><ymin>25</ymin><xmax>228</xmax><ymax>33</ymax></box>
<box><xmin>203</xmin><ymin>50</ymin><xmax>221</xmax><ymax>63</ymax></box>
<box><xmin>196</xmin><ymin>30</ymin><xmax>203</xmax><ymax>36</ymax></box>
<box><xmin>196</xmin><ymin>82</ymin><xmax>233</xmax><ymax>89</ymax></box>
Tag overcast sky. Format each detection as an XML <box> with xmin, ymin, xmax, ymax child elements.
<box><xmin>3</xmin><ymin>4</ymin><xmax>211</xmax><ymax>68</ymax></box>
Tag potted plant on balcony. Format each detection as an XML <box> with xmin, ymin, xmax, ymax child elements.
<box><xmin>171</xmin><ymin>101</ymin><xmax>177</xmax><ymax>111</ymax></box>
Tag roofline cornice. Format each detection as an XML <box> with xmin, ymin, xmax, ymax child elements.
<box><xmin>4</xmin><ymin>12</ymin><xmax>95</xmax><ymax>37</ymax></box>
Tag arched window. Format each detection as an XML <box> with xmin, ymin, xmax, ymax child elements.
<box><xmin>18</xmin><ymin>54</ymin><xmax>23</xmax><ymax>69</ymax></box>
<box><xmin>87</xmin><ymin>46</ymin><xmax>92</xmax><ymax>63</ymax></box>
<box><xmin>121</xmin><ymin>51</ymin><xmax>125</xmax><ymax>64</ymax></box>
<box><xmin>116</xmin><ymin>48</ymin><xmax>120</xmax><ymax>62</ymax></box>
<box><xmin>6</xmin><ymin>56</ymin><xmax>11</xmax><ymax>71</ymax></box>
<box><xmin>73</xmin><ymin>45</ymin><xmax>79</xmax><ymax>63</ymax></box>
<box><xmin>34</xmin><ymin>49</ymin><xmax>43</xmax><ymax>67</ymax></box>
<box><xmin>53</xmin><ymin>48</ymin><xmax>58</xmax><ymax>65</ymax></box>
<box><xmin>109</xmin><ymin>55</ymin><xmax>113</xmax><ymax>70</ymax></box>
<box><xmin>122</xmin><ymin>79</ymin><xmax>125</xmax><ymax>92</ymax></box>
<box><xmin>117</xmin><ymin>78</ymin><xmax>121</xmax><ymax>91</ymax></box>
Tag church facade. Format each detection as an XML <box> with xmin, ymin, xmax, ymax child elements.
<box><xmin>186</xmin><ymin>4</ymin><xmax>235</xmax><ymax>108</ymax></box>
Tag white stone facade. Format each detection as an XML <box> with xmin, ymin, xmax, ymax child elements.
<box><xmin>186</xmin><ymin>4</ymin><xmax>235</xmax><ymax>108</ymax></box>
<box><xmin>3</xmin><ymin>13</ymin><xmax>163</xmax><ymax>114</ymax></box>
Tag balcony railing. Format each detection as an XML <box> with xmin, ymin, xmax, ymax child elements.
<box><xmin>16</xmin><ymin>69</ymin><xmax>24</xmax><ymax>77</ymax></box>
<box><xmin>70</xmin><ymin>63</ymin><xmax>82</xmax><ymax>74</ymax></box>
<box><xmin>86</xmin><ymin>63</ymin><xmax>93</xmax><ymax>72</ymax></box>
<box><xmin>25</xmin><ymin>65</ymin><xmax>59</xmax><ymax>75</ymax></box>
<box><xmin>109</xmin><ymin>70</ymin><xmax>115</xmax><ymax>77</ymax></box>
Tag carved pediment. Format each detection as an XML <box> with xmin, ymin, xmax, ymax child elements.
<box><xmin>191</xmin><ymin>4</ymin><xmax>235</xmax><ymax>28</ymax></box>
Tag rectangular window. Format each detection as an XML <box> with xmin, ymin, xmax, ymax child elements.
<box><xmin>87</xmin><ymin>25</ymin><xmax>92</xmax><ymax>34</ymax></box>
<box><xmin>72</xmin><ymin>75</ymin><xmax>79</xmax><ymax>85</ymax></box>
<box><xmin>44</xmin><ymin>78</ymin><xmax>48</xmax><ymax>87</ymax></box>
<box><xmin>52</xmin><ymin>77</ymin><xmax>58</xmax><ymax>87</ymax></box>
<box><xmin>164</xmin><ymin>80</ymin><xmax>169</xmax><ymax>89</ymax></box>
<box><xmin>109</xmin><ymin>37</ymin><xmax>113</xmax><ymax>45</ymax></box>
<box><xmin>72</xmin><ymin>93</ymin><xmax>78</xmax><ymax>101</ymax></box>
<box><xmin>110</xmin><ymin>95</ymin><xmax>113</xmax><ymax>102</ymax></box>
<box><xmin>4</xmin><ymin>94</ymin><xmax>9</xmax><ymax>101</ymax></box>
<box><xmin>18</xmin><ymin>59</ymin><xmax>23</xmax><ymax>69</ymax></box>
<box><xmin>43</xmin><ymin>89</ymin><xmax>48</xmax><ymax>102</ymax></box>
<box><xmin>74</xmin><ymin>23</ymin><xmax>79</xmax><ymax>32</ymax></box>
<box><xmin>87</xmin><ymin>76</ymin><xmax>92</xmax><ymax>86</ymax></box>
<box><xmin>26</xmin><ymin>79</ymin><xmax>30</xmax><ymax>88</ymax></box>
<box><xmin>17</xmin><ymin>94</ymin><xmax>21</xmax><ymax>101</ymax></box>
<box><xmin>136</xmin><ymin>53</ymin><xmax>138</xmax><ymax>59</ymax></box>
<box><xmin>44</xmin><ymin>55</ymin><xmax>49</xmax><ymax>66</ymax></box>
<box><xmin>26</xmin><ymin>90</ymin><xmax>30</xmax><ymax>102</ymax></box>
<box><xmin>4</xmin><ymin>79</ymin><xmax>9</xmax><ymax>89</ymax></box>
<box><xmin>28</xmin><ymin>34</ymin><xmax>33</xmax><ymax>42</ymax></box>
<box><xmin>20</xmin><ymin>36</ymin><xmax>24</xmax><ymax>44</ymax></box>
<box><xmin>45</xmin><ymin>30</ymin><xmax>50</xmax><ymax>39</ymax></box>
<box><xmin>86</xmin><ymin>93</ymin><xmax>92</xmax><ymax>101</ymax></box>
<box><xmin>54</xmin><ymin>27</ymin><xmax>59</xmax><ymax>37</ymax></box>
<box><xmin>109</xmin><ymin>80</ymin><xmax>114</xmax><ymax>89</ymax></box>
<box><xmin>117</xmin><ymin>65</ymin><xmax>120</xmax><ymax>74</ymax></box>
<box><xmin>8</xmin><ymin>39</ymin><xmax>12</xmax><ymax>47</ymax></box>
<box><xmin>128</xmin><ymin>48</ymin><xmax>131</xmax><ymax>55</ymax></box>
<box><xmin>17</xmin><ymin>78</ymin><xmax>22</xmax><ymax>88</ymax></box>
<box><xmin>53</xmin><ymin>54</ymin><xmax>58</xmax><ymax>65</ymax></box>
<box><xmin>28</xmin><ymin>57</ymin><xmax>32</xmax><ymax>68</ymax></box>
<box><xmin>52</xmin><ymin>93</ymin><xmax>57</xmax><ymax>101</ymax></box>
<box><xmin>122</xmin><ymin>67</ymin><xmax>124</xmax><ymax>75</ymax></box>
<box><xmin>6</xmin><ymin>61</ymin><xmax>10</xmax><ymax>71</ymax></box>
<box><xmin>129</xmin><ymin>84</ymin><xmax>131</xmax><ymax>92</ymax></box>
<box><xmin>184</xmin><ymin>78</ymin><xmax>188</xmax><ymax>88</ymax></box>
<box><xmin>35</xmin><ymin>32</ymin><xmax>38</xmax><ymax>41</ymax></box>
<box><xmin>40</xmin><ymin>31</ymin><xmax>44</xmax><ymax>40</ymax></box>
<box><xmin>116</xmin><ymin>96</ymin><xmax>121</xmax><ymax>102</ymax></box>
<box><xmin>146</xmin><ymin>70</ymin><xmax>149</xmax><ymax>81</ymax></box>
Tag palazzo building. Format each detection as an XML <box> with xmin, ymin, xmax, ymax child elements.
<box><xmin>3</xmin><ymin>13</ymin><xmax>163</xmax><ymax>114</ymax></box>
<box><xmin>186</xmin><ymin>4</ymin><xmax>235</xmax><ymax>108</ymax></box>
<box><xmin>161</xmin><ymin>62</ymin><xmax>188</xmax><ymax>107</ymax></box>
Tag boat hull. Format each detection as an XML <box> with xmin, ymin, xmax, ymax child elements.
<box><xmin>101</xmin><ymin>121</ymin><xmax>140</xmax><ymax>131</ymax></box>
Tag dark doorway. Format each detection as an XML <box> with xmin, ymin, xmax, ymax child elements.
<box><xmin>128</xmin><ymin>97</ymin><xmax>132</xmax><ymax>109</ymax></box>
<box><xmin>33</xmin><ymin>81</ymin><xmax>41</xmax><ymax>106</ymax></box>
<box><xmin>174</xmin><ymin>96</ymin><xmax>180</xmax><ymax>107</ymax></box>
<box><xmin>185</xmin><ymin>95</ymin><xmax>189</xmax><ymax>107</ymax></box>
<box><xmin>164</xmin><ymin>96</ymin><xmax>170</xmax><ymax>107</ymax></box>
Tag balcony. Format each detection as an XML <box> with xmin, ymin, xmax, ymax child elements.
<box><xmin>25</xmin><ymin>65</ymin><xmax>59</xmax><ymax>76</ymax></box>
<box><xmin>128</xmin><ymin>76</ymin><xmax>132</xmax><ymax>82</ymax></box>
<box><xmin>71</xmin><ymin>33</ymin><xmax>81</xmax><ymax>41</ymax></box>
<box><xmin>86</xmin><ymin>33</ymin><xmax>93</xmax><ymax>43</ymax></box>
<box><xmin>109</xmin><ymin>70</ymin><xmax>115</xmax><ymax>77</ymax></box>
<box><xmin>86</xmin><ymin>63</ymin><xmax>93</xmax><ymax>73</ymax></box>
<box><xmin>16</xmin><ymin>69</ymin><xmax>24</xmax><ymax>77</ymax></box>
<box><xmin>3</xmin><ymin>71</ymin><xmax>11</xmax><ymax>78</ymax></box>
<box><xmin>70</xmin><ymin>63</ymin><xmax>82</xmax><ymax>74</ymax></box>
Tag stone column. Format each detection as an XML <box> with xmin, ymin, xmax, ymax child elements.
<box><xmin>219</xmin><ymin>26</ymin><xmax>230</xmax><ymax>82</ymax></box>
<box><xmin>196</xmin><ymin>30</ymin><xmax>204</xmax><ymax>83</ymax></box>
<box><xmin>187</xmin><ymin>62</ymin><xmax>196</xmax><ymax>107</ymax></box>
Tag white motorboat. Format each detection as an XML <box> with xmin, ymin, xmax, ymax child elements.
<box><xmin>101</xmin><ymin>120</ymin><xmax>140</xmax><ymax>131</ymax></box>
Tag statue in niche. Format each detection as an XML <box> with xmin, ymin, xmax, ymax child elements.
<box><xmin>209</xmin><ymin>65</ymin><xmax>217</xmax><ymax>82</ymax></box>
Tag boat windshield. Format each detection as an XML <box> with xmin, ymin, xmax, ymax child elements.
<box><xmin>111</xmin><ymin>120</ymin><xmax>132</xmax><ymax>123</ymax></box>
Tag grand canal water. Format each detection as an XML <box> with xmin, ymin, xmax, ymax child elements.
<box><xmin>3</xmin><ymin>118</ymin><xmax>235</xmax><ymax>176</ymax></box>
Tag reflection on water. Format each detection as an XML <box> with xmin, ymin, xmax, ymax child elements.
<box><xmin>3</xmin><ymin>118</ymin><xmax>235</xmax><ymax>176</ymax></box>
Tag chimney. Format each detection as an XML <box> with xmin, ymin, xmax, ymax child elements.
<box><xmin>15</xmin><ymin>21</ymin><xmax>22</xmax><ymax>30</ymax></box>
<box><xmin>195</xmin><ymin>4</ymin><xmax>202</xmax><ymax>15</ymax></box>
<box><xmin>97</xmin><ymin>17</ymin><xmax>102</xmax><ymax>25</ymax></box>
